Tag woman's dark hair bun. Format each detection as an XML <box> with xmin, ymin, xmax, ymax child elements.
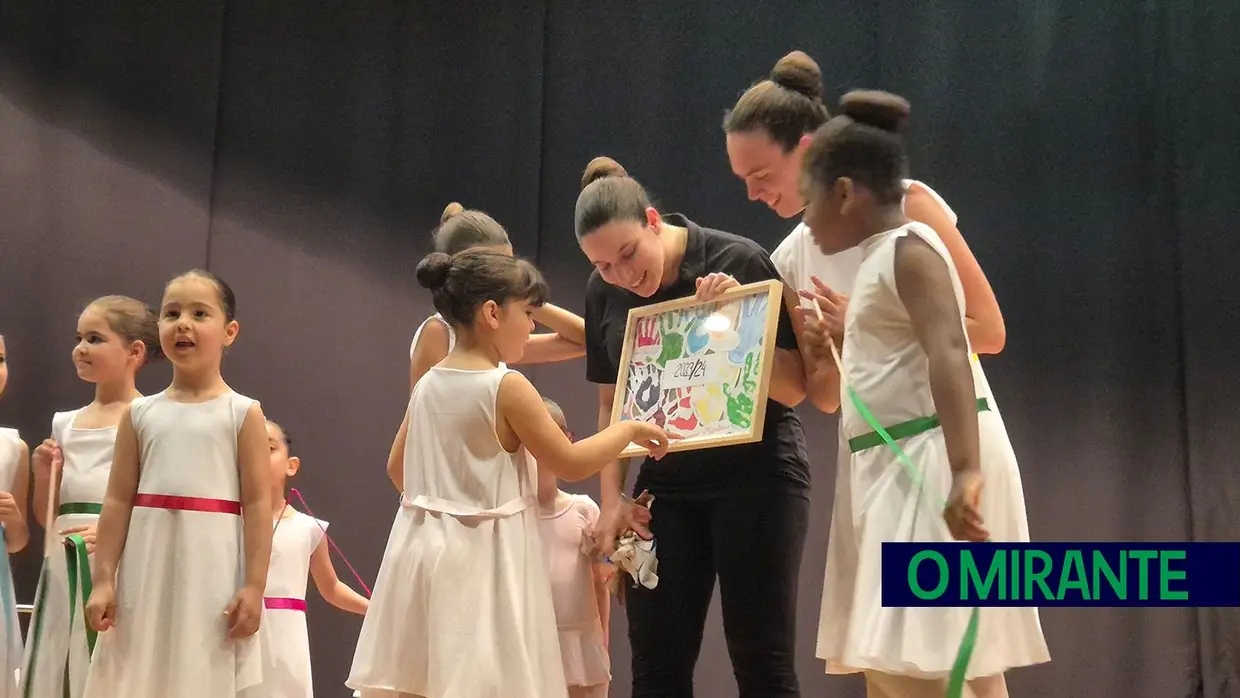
<box><xmin>415</xmin><ymin>251</ymin><xmax>453</xmax><ymax>290</ymax></box>
<box><xmin>580</xmin><ymin>156</ymin><xmax>628</xmax><ymax>192</ymax></box>
<box><xmin>839</xmin><ymin>90</ymin><xmax>911</xmax><ymax>135</ymax></box>
<box><xmin>770</xmin><ymin>50</ymin><xmax>824</xmax><ymax>102</ymax></box>
<box><xmin>440</xmin><ymin>201</ymin><xmax>465</xmax><ymax>223</ymax></box>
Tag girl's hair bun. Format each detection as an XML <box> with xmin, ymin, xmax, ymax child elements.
<box><xmin>839</xmin><ymin>90</ymin><xmax>911</xmax><ymax>134</ymax></box>
<box><xmin>440</xmin><ymin>201</ymin><xmax>465</xmax><ymax>223</ymax></box>
<box><xmin>415</xmin><ymin>251</ymin><xmax>453</xmax><ymax>290</ymax></box>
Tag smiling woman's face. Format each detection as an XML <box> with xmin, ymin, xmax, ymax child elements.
<box><xmin>578</xmin><ymin>212</ymin><xmax>667</xmax><ymax>298</ymax></box>
<box><xmin>726</xmin><ymin>129</ymin><xmax>810</xmax><ymax>219</ymax></box>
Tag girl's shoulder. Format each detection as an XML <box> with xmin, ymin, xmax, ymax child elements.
<box><xmin>569</xmin><ymin>493</ymin><xmax>601</xmax><ymax>519</ymax></box>
<box><xmin>291</xmin><ymin>510</ymin><xmax>329</xmax><ymax>548</ymax></box>
<box><xmin>0</xmin><ymin>428</ymin><xmax>24</xmax><ymax>468</ymax></box>
<box><xmin>0</xmin><ymin>427</ymin><xmax>20</xmax><ymax>447</ymax></box>
<box><xmin>127</xmin><ymin>391</ymin><xmax>166</xmax><ymax>418</ymax></box>
<box><xmin>291</xmin><ymin>509</ymin><xmax>329</xmax><ymax>531</ymax></box>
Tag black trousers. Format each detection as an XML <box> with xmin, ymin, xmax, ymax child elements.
<box><xmin>625</xmin><ymin>488</ymin><xmax>810</xmax><ymax>698</ymax></box>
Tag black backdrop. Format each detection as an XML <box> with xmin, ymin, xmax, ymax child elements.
<box><xmin>2</xmin><ymin>2</ymin><xmax>1237</xmax><ymax>697</ymax></box>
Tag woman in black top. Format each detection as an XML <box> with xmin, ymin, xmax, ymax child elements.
<box><xmin>578</xmin><ymin>156</ymin><xmax>812</xmax><ymax>698</ymax></box>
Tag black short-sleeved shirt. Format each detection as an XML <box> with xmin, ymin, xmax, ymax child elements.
<box><xmin>584</xmin><ymin>213</ymin><xmax>811</xmax><ymax>499</ymax></box>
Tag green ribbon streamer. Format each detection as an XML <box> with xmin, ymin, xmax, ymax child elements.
<box><xmin>843</xmin><ymin>385</ymin><xmax>981</xmax><ymax>698</ymax></box>
<box><xmin>18</xmin><ymin>505</ymin><xmax>102</xmax><ymax>698</ymax></box>
<box><xmin>21</xmin><ymin>561</ymin><xmax>49</xmax><ymax>698</ymax></box>
<box><xmin>0</xmin><ymin>527</ymin><xmax>15</xmax><ymax>678</ymax></box>
<box><xmin>64</xmin><ymin>534</ymin><xmax>96</xmax><ymax>657</ymax></box>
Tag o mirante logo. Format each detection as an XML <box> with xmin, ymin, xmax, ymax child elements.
<box><xmin>881</xmin><ymin>542</ymin><xmax>1240</xmax><ymax>607</ymax></box>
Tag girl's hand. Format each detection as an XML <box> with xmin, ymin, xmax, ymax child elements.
<box><xmin>224</xmin><ymin>585</ymin><xmax>263</xmax><ymax>638</ymax></box>
<box><xmin>531</xmin><ymin>303</ymin><xmax>552</xmax><ymax>325</ymax></box>
<box><xmin>694</xmin><ymin>273</ymin><xmax>740</xmax><ymax>302</ymax></box>
<box><xmin>60</xmin><ymin>523</ymin><xmax>98</xmax><ymax>554</ymax></box>
<box><xmin>0</xmin><ymin>492</ymin><xmax>20</xmax><ymax>528</ymax></box>
<box><xmin>627</xmin><ymin>423</ymin><xmax>681</xmax><ymax>460</ymax></box>
<box><xmin>792</xmin><ymin>310</ymin><xmax>835</xmax><ymax>365</ymax></box>
<box><xmin>86</xmin><ymin>583</ymin><xmax>118</xmax><ymax>632</ymax></box>
<box><xmin>32</xmin><ymin>439</ymin><xmax>62</xmax><ymax>476</ymax></box>
<box><xmin>797</xmin><ymin>276</ymin><xmax>849</xmax><ymax>343</ymax></box>
<box><xmin>944</xmin><ymin>470</ymin><xmax>989</xmax><ymax>542</ymax></box>
<box><xmin>594</xmin><ymin>498</ymin><xmax>654</xmax><ymax>558</ymax></box>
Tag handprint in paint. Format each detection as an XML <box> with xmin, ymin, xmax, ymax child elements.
<box><xmin>721</xmin><ymin>351</ymin><xmax>759</xmax><ymax>429</ymax></box>
<box><xmin>684</xmin><ymin>313</ymin><xmax>711</xmax><ymax>355</ymax></box>
<box><xmin>633</xmin><ymin>316</ymin><xmax>662</xmax><ymax>360</ymax></box>
<box><xmin>624</xmin><ymin>362</ymin><xmax>664</xmax><ymax>420</ymax></box>
<box><xmin>692</xmin><ymin>383</ymin><xmax>727</xmax><ymax>427</ymax></box>
<box><xmin>728</xmin><ymin>294</ymin><xmax>768</xmax><ymax>364</ymax></box>
<box><xmin>656</xmin><ymin>311</ymin><xmax>686</xmax><ymax>367</ymax></box>
<box><xmin>663</xmin><ymin>387</ymin><xmax>699</xmax><ymax>432</ymax></box>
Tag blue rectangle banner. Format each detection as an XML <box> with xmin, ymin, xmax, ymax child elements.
<box><xmin>881</xmin><ymin>542</ymin><xmax>1240</xmax><ymax>607</ymax></box>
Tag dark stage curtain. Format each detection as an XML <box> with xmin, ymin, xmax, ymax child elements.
<box><xmin>1</xmin><ymin>2</ymin><xmax>1235</xmax><ymax>696</ymax></box>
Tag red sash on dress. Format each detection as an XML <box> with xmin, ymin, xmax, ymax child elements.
<box><xmin>133</xmin><ymin>493</ymin><xmax>242</xmax><ymax>515</ymax></box>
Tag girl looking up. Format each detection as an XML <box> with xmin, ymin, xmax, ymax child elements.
<box><xmin>83</xmin><ymin>270</ymin><xmax>273</xmax><ymax>698</ymax></box>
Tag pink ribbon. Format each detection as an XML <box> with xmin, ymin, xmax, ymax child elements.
<box><xmin>263</xmin><ymin>596</ymin><xmax>307</xmax><ymax>612</ymax></box>
<box><xmin>288</xmin><ymin>488</ymin><xmax>373</xmax><ymax>597</ymax></box>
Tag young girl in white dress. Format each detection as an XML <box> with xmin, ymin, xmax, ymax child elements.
<box><xmin>537</xmin><ymin>399</ymin><xmax>611</xmax><ymax>698</ymax></box>
<box><xmin>23</xmin><ymin>296</ymin><xmax>160</xmax><ymax>698</ymax></box>
<box><xmin>796</xmin><ymin>91</ymin><xmax>1050</xmax><ymax>698</ymax></box>
<box><xmin>399</xmin><ymin>204</ymin><xmax>589</xmax><ymax>475</ymax></box>
<box><xmin>0</xmin><ymin>334</ymin><xmax>30</xmax><ymax>697</ymax></box>
<box><xmin>348</xmin><ymin>250</ymin><xmax>675</xmax><ymax>698</ymax></box>
<box><xmin>261</xmin><ymin>419</ymin><xmax>368</xmax><ymax>698</ymax></box>
<box><xmin>82</xmin><ymin>270</ymin><xmax>274</xmax><ymax>698</ymax></box>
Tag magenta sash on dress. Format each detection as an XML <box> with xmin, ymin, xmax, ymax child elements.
<box><xmin>263</xmin><ymin>596</ymin><xmax>307</xmax><ymax>612</ymax></box>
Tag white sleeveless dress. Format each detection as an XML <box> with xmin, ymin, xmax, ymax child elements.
<box><xmin>817</xmin><ymin>223</ymin><xmax>1049</xmax><ymax>679</ymax></box>
<box><xmin>768</xmin><ymin>181</ymin><xmax>1016</xmax><ymax>671</ymax></box>
<box><xmin>21</xmin><ymin>410</ymin><xmax>115</xmax><ymax>698</ymax></box>
<box><xmin>347</xmin><ymin>367</ymin><xmax>565</xmax><ymax>698</ymax></box>
<box><xmin>0</xmin><ymin>428</ymin><xmax>23</xmax><ymax>698</ymax></box>
<box><xmin>259</xmin><ymin>511</ymin><xmax>327</xmax><ymax>698</ymax></box>
<box><xmin>81</xmin><ymin>391</ymin><xmax>265</xmax><ymax>698</ymax></box>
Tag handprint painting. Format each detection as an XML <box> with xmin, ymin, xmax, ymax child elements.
<box><xmin>611</xmin><ymin>280</ymin><xmax>784</xmax><ymax>457</ymax></box>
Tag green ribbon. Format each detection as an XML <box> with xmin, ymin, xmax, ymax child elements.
<box><xmin>64</xmin><ymin>534</ymin><xmax>96</xmax><ymax>657</ymax></box>
<box><xmin>57</xmin><ymin>502</ymin><xmax>102</xmax><ymax>517</ymax></box>
<box><xmin>844</xmin><ymin>385</ymin><xmax>981</xmax><ymax>698</ymax></box>
<box><xmin>21</xmin><ymin>561</ymin><xmax>49</xmax><ymax>698</ymax></box>
<box><xmin>21</xmin><ymin>503</ymin><xmax>102</xmax><ymax>697</ymax></box>
<box><xmin>849</xmin><ymin>399</ymin><xmax>991</xmax><ymax>454</ymax></box>
<box><xmin>0</xmin><ymin>527</ymin><xmax>15</xmax><ymax>675</ymax></box>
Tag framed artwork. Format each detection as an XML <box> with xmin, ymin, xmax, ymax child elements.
<box><xmin>608</xmin><ymin>279</ymin><xmax>784</xmax><ymax>458</ymax></box>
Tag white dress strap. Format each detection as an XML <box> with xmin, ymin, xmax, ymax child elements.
<box><xmin>410</xmin><ymin>313</ymin><xmax>455</xmax><ymax>359</ymax></box>
<box><xmin>902</xmin><ymin>179</ymin><xmax>958</xmax><ymax>225</ymax></box>
<box><xmin>51</xmin><ymin>410</ymin><xmax>77</xmax><ymax>444</ymax></box>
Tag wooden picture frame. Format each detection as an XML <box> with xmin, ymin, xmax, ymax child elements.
<box><xmin>608</xmin><ymin>279</ymin><xmax>784</xmax><ymax>458</ymax></box>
